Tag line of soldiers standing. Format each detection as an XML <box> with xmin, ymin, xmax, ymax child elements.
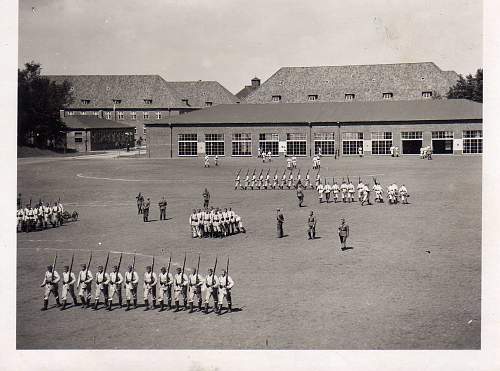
<box><xmin>41</xmin><ymin>254</ymin><xmax>235</xmax><ymax>315</ymax></box>
<box><xmin>17</xmin><ymin>199</ymin><xmax>65</xmax><ymax>233</ymax></box>
<box><xmin>234</xmin><ymin>168</ymin><xmax>321</xmax><ymax>191</ymax></box>
<box><xmin>189</xmin><ymin>207</ymin><xmax>246</xmax><ymax>238</ymax></box>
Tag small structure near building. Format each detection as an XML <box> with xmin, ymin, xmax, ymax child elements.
<box><xmin>61</xmin><ymin>114</ymin><xmax>135</xmax><ymax>152</ymax></box>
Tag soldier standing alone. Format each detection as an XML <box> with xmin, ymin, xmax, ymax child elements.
<box><xmin>158</xmin><ymin>196</ymin><xmax>167</xmax><ymax>221</ymax></box>
<box><xmin>338</xmin><ymin>218</ymin><xmax>350</xmax><ymax>250</ymax></box>
<box><xmin>307</xmin><ymin>211</ymin><xmax>317</xmax><ymax>240</ymax></box>
<box><xmin>202</xmin><ymin>188</ymin><xmax>210</xmax><ymax>208</ymax></box>
<box><xmin>296</xmin><ymin>186</ymin><xmax>304</xmax><ymax>207</ymax></box>
<box><xmin>143</xmin><ymin>198</ymin><xmax>150</xmax><ymax>222</ymax></box>
<box><xmin>276</xmin><ymin>209</ymin><xmax>285</xmax><ymax>238</ymax></box>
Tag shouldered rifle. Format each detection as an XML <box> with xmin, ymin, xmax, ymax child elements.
<box><xmin>212</xmin><ymin>256</ymin><xmax>218</xmax><ymax>287</ymax></box>
<box><xmin>266</xmin><ymin>168</ymin><xmax>270</xmax><ymax>175</ymax></box>
<box><xmin>245</xmin><ymin>169</ymin><xmax>249</xmax><ymax>177</ymax></box>
<box><xmin>129</xmin><ymin>252</ymin><xmax>136</xmax><ymax>285</ymax></box>
<box><xmin>274</xmin><ymin>169</ymin><xmax>278</xmax><ymax>176</ymax></box>
<box><xmin>196</xmin><ymin>254</ymin><xmax>201</xmax><ymax>285</ymax></box>
<box><xmin>115</xmin><ymin>253</ymin><xmax>123</xmax><ymax>283</ymax></box>
<box><xmin>306</xmin><ymin>169</ymin><xmax>310</xmax><ymax>177</ymax></box>
<box><xmin>358</xmin><ymin>176</ymin><xmax>361</xmax><ymax>184</ymax></box>
<box><xmin>85</xmin><ymin>252</ymin><xmax>92</xmax><ymax>281</ymax></box>
<box><xmin>252</xmin><ymin>169</ymin><xmax>256</xmax><ymax>175</ymax></box>
<box><xmin>258</xmin><ymin>169</ymin><xmax>263</xmax><ymax>177</ymax></box>
<box><xmin>181</xmin><ymin>252</ymin><xmax>187</xmax><ymax>286</ymax></box>
<box><xmin>52</xmin><ymin>253</ymin><xmax>58</xmax><ymax>282</ymax></box>
<box><xmin>166</xmin><ymin>254</ymin><xmax>172</xmax><ymax>285</ymax></box>
<box><xmin>236</xmin><ymin>168</ymin><xmax>242</xmax><ymax>177</ymax></box>
<box><xmin>67</xmin><ymin>252</ymin><xmax>74</xmax><ymax>284</ymax></box>
<box><xmin>150</xmin><ymin>256</ymin><xmax>155</xmax><ymax>285</ymax></box>
<box><xmin>225</xmin><ymin>257</ymin><xmax>230</xmax><ymax>288</ymax></box>
<box><xmin>101</xmin><ymin>252</ymin><xmax>110</xmax><ymax>284</ymax></box>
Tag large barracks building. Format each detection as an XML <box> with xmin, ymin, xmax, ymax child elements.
<box><xmin>145</xmin><ymin>62</ymin><xmax>482</xmax><ymax>158</ymax></box>
<box><xmin>48</xmin><ymin>62</ymin><xmax>482</xmax><ymax>156</ymax></box>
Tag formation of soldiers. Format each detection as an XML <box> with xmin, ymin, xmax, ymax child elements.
<box><xmin>135</xmin><ymin>193</ymin><xmax>168</xmax><ymax>222</ymax></box>
<box><xmin>234</xmin><ymin>168</ymin><xmax>321</xmax><ymax>191</ymax></box>
<box><xmin>40</xmin><ymin>252</ymin><xmax>235</xmax><ymax>315</ymax></box>
<box><xmin>257</xmin><ymin>148</ymin><xmax>273</xmax><ymax>162</ymax></box>
<box><xmin>17</xmin><ymin>199</ymin><xmax>66</xmax><ymax>233</ymax></box>
<box><xmin>204</xmin><ymin>155</ymin><xmax>220</xmax><ymax>167</ymax></box>
<box><xmin>313</xmin><ymin>177</ymin><xmax>409</xmax><ymax>206</ymax></box>
<box><xmin>189</xmin><ymin>207</ymin><xmax>246</xmax><ymax>238</ymax></box>
<box><xmin>420</xmin><ymin>146</ymin><xmax>433</xmax><ymax>160</ymax></box>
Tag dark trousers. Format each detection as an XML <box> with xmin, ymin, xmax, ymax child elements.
<box><xmin>160</xmin><ymin>209</ymin><xmax>166</xmax><ymax>220</ymax></box>
<box><xmin>277</xmin><ymin>224</ymin><xmax>283</xmax><ymax>238</ymax></box>
<box><xmin>204</xmin><ymin>200</ymin><xmax>209</xmax><ymax>208</ymax></box>
<box><xmin>298</xmin><ymin>197</ymin><xmax>304</xmax><ymax>207</ymax></box>
<box><xmin>308</xmin><ymin>226</ymin><xmax>315</xmax><ymax>239</ymax></box>
<box><xmin>339</xmin><ymin>235</ymin><xmax>347</xmax><ymax>248</ymax></box>
<box><xmin>143</xmin><ymin>209</ymin><xmax>149</xmax><ymax>222</ymax></box>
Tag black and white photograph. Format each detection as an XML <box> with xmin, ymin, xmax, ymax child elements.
<box><xmin>2</xmin><ymin>0</ymin><xmax>500</xmax><ymax>370</ymax></box>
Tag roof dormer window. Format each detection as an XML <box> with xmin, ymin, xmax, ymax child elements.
<box><xmin>112</xmin><ymin>99</ymin><xmax>122</xmax><ymax>104</ymax></box>
<box><xmin>205</xmin><ymin>101</ymin><xmax>213</xmax><ymax>107</ymax></box>
<box><xmin>308</xmin><ymin>94</ymin><xmax>318</xmax><ymax>101</ymax></box>
<box><xmin>382</xmin><ymin>92</ymin><xmax>393</xmax><ymax>100</ymax></box>
<box><xmin>345</xmin><ymin>94</ymin><xmax>355</xmax><ymax>101</ymax></box>
<box><xmin>272</xmin><ymin>95</ymin><xmax>281</xmax><ymax>102</ymax></box>
<box><xmin>422</xmin><ymin>91</ymin><xmax>433</xmax><ymax>98</ymax></box>
<box><xmin>144</xmin><ymin>99</ymin><xmax>153</xmax><ymax>105</ymax></box>
<box><xmin>81</xmin><ymin>99</ymin><xmax>90</xmax><ymax>105</ymax></box>
<box><xmin>182</xmin><ymin>99</ymin><xmax>190</xmax><ymax>106</ymax></box>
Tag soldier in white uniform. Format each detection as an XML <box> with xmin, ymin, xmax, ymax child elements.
<box><xmin>317</xmin><ymin>181</ymin><xmax>324</xmax><ymax>203</ymax></box>
<box><xmin>287</xmin><ymin>171</ymin><xmax>294</xmax><ymax>189</ymax></box>
<box><xmin>57</xmin><ymin>201</ymin><xmax>64</xmax><ymax>226</ymax></box>
<box><xmin>332</xmin><ymin>181</ymin><xmax>340</xmax><ymax>203</ymax></box>
<box><xmin>357</xmin><ymin>180</ymin><xmax>365</xmax><ymax>202</ymax></box>
<box><xmin>305</xmin><ymin>171</ymin><xmax>311</xmax><ymax>189</ymax></box>
<box><xmin>40</xmin><ymin>265</ymin><xmax>61</xmax><ymax>310</ymax></box>
<box><xmin>228</xmin><ymin>208</ymin><xmax>236</xmax><ymax>235</ymax></box>
<box><xmin>16</xmin><ymin>207</ymin><xmax>24</xmax><ymax>232</ymax></box>
<box><xmin>244</xmin><ymin>172</ymin><xmax>250</xmax><ymax>190</ymax></box>
<box><xmin>108</xmin><ymin>265</ymin><xmax>123</xmax><ymax>311</ymax></box>
<box><xmin>292</xmin><ymin>155</ymin><xmax>297</xmax><ymax>168</ymax></box>
<box><xmin>158</xmin><ymin>266</ymin><xmax>173</xmax><ymax>311</ymax></box>
<box><xmin>361</xmin><ymin>183</ymin><xmax>372</xmax><ymax>206</ymax></box>
<box><xmin>373</xmin><ymin>182</ymin><xmax>384</xmax><ymax>203</ymax></box>
<box><xmin>43</xmin><ymin>202</ymin><xmax>52</xmax><ymax>229</ymax></box>
<box><xmin>234</xmin><ymin>173</ymin><xmax>241</xmax><ymax>190</ymax></box>
<box><xmin>60</xmin><ymin>265</ymin><xmax>77</xmax><ymax>310</ymax></box>
<box><xmin>188</xmin><ymin>268</ymin><xmax>204</xmax><ymax>313</ymax></box>
<box><xmin>196</xmin><ymin>209</ymin><xmax>204</xmax><ymax>238</ymax></box>
<box><xmin>93</xmin><ymin>265</ymin><xmax>109</xmax><ymax>310</ymax></box>
<box><xmin>203</xmin><ymin>208</ymin><xmax>211</xmax><ymax>238</ymax></box>
<box><xmin>235</xmin><ymin>214</ymin><xmax>246</xmax><ymax>233</ymax></box>
<box><xmin>280</xmin><ymin>172</ymin><xmax>287</xmax><ymax>189</ymax></box>
<box><xmin>124</xmin><ymin>264</ymin><xmax>139</xmax><ymax>310</ymax></box>
<box><xmin>315</xmin><ymin>172</ymin><xmax>321</xmax><ymax>190</ymax></box>
<box><xmin>77</xmin><ymin>263</ymin><xmax>93</xmax><ymax>309</ymax></box>
<box><xmin>324</xmin><ymin>180</ymin><xmax>332</xmax><ymax>203</ymax></box>
<box><xmin>251</xmin><ymin>172</ymin><xmax>256</xmax><ymax>190</ymax></box>
<box><xmin>51</xmin><ymin>202</ymin><xmax>59</xmax><ymax>227</ymax></box>
<box><xmin>265</xmin><ymin>171</ymin><xmax>270</xmax><ymax>189</ymax></box>
<box><xmin>143</xmin><ymin>265</ymin><xmax>157</xmax><ymax>311</ymax></box>
<box><xmin>340</xmin><ymin>180</ymin><xmax>348</xmax><ymax>202</ymax></box>
<box><xmin>217</xmin><ymin>269</ymin><xmax>234</xmax><ymax>315</ymax></box>
<box><xmin>347</xmin><ymin>180</ymin><xmax>355</xmax><ymax>203</ymax></box>
<box><xmin>204</xmin><ymin>154</ymin><xmax>210</xmax><ymax>167</ymax></box>
<box><xmin>173</xmin><ymin>267</ymin><xmax>188</xmax><ymax>311</ymax></box>
<box><xmin>203</xmin><ymin>268</ymin><xmax>219</xmax><ymax>313</ymax></box>
<box><xmin>258</xmin><ymin>172</ymin><xmax>264</xmax><ymax>190</ymax></box>
<box><xmin>272</xmin><ymin>172</ymin><xmax>278</xmax><ymax>190</ymax></box>
<box><xmin>189</xmin><ymin>209</ymin><xmax>199</xmax><ymax>238</ymax></box>
<box><xmin>399</xmin><ymin>184</ymin><xmax>409</xmax><ymax>204</ymax></box>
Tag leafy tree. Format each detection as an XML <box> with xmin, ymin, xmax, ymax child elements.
<box><xmin>18</xmin><ymin>61</ymin><xmax>73</xmax><ymax>147</ymax></box>
<box><xmin>447</xmin><ymin>68</ymin><xmax>483</xmax><ymax>103</ymax></box>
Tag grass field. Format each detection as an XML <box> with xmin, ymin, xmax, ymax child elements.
<box><xmin>16</xmin><ymin>154</ymin><xmax>481</xmax><ymax>349</ymax></box>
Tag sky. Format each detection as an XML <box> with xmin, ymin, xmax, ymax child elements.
<box><xmin>18</xmin><ymin>0</ymin><xmax>482</xmax><ymax>94</ymax></box>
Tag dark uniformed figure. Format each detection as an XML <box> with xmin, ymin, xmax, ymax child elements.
<box><xmin>296</xmin><ymin>186</ymin><xmax>304</xmax><ymax>207</ymax></box>
<box><xmin>307</xmin><ymin>211</ymin><xmax>316</xmax><ymax>239</ymax></box>
<box><xmin>276</xmin><ymin>209</ymin><xmax>284</xmax><ymax>238</ymax></box>
<box><xmin>158</xmin><ymin>196</ymin><xmax>167</xmax><ymax>220</ymax></box>
<box><xmin>203</xmin><ymin>188</ymin><xmax>210</xmax><ymax>208</ymax></box>
<box><xmin>17</xmin><ymin>193</ymin><xmax>22</xmax><ymax>210</ymax></box>
<box><xmin>338</xmin><ymin>218</ymin><xmax>350</xmax><ymax>250</ymax></box>
<box><xmin>136</xmin><ymin>193</ymin><xmax>144</xmax><ymax>214</ymax></box>
<box><xmin>143</xmin><ymin>198</ymin><xmax>150</xmax><ymax>222</ymax></box>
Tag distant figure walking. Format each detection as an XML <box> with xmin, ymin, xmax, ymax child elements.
<box><xmin>338</xmin><ymin>218</ymin><xmax>349</xmax><ymax>250</ymax></box>
<box><xmin>203</xmin><ymin>188</ymin><xmax>210</xmax><ymax>208</ymax></box>
<box><xmin>276</xmin><ymin>209</ymin><xmax>284</xmax><ymax>238</ymax></box>
<box><xmin>136</xmin><ymin>193</ymin><xmax>144</xmax><ymax>214</ymax></box>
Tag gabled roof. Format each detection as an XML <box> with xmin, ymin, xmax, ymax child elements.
<box><xmin>45</xmin><ymin>75</ymin><xmax>187</xmax><ymax>109</ymax></box>
<box><xmin>62</xmin><ymin>115</ymin><xmax>134</xmax><ymax>130</ymax></box>
<box><xmin>147</xmin><ymin>99</ymin><xmax>481</xmax><ymax>126</ymax></box>
<box><xmin>243</xmin><ymin>62</ymin><xmax>460</xmax><ymax>104</ymax></box>
<box><xmin>166</xmin><ymin>81</ymin><xmax>239</xmax><ymax>108</ymax></box>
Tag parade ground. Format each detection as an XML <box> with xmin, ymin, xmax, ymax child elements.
<box><xmin>16</xmin><ymin>154</ymin><xmax>481</xmax><ymax>349</ymax></box>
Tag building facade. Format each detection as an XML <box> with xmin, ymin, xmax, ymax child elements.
<box><xmin>242</xmin><ymin>62</ymin><xmax>459</xmax><ymax>104</ymax></box>
<box><xmin>145</xmin><ymin>100</ymin><xmax>482</xmax><ymax>158</ymax></box>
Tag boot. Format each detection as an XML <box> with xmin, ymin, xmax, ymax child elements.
<box><xmin>189</xmin><ymin>302</ymin><xmax>194</xmax><ymax>313</ymax></box>
<box><xmin>184</xmin><ymin>300</ymin><xmax>187</xmax><ymax>310</ymax></box>
<box><xmin>41</xmin><ymin>299</ymin><xmax>48</xmax><ymax>311</ymax></box>
<box><xmin>204</xmin><ymin>303</ymin><xmax>209</xmax><ymax>314</ymax></box>
<box><xmin>133</xmin><ymin>299</ymin><xmax>137</xmax><ymax>309</ymax></box>
<box><xmin>217</xmin><ymin>304</ymin><xmax>222</xmax><ymax>315</ymax></box>
<box><xmin>60</xmin><ymin>300</ymin><xmax>67</xmax><ymax>311</ymax></box>
<box><xmin>144</xmin><ymin>299</ymin><xmax>149</xmax><ymax>311</ymax></box>
<box><xmin>94</xmin><ymin>300</ymin><xmax>99</xmax><ymax>310</ymax></box>
<box><xmin>126</xmin><ymin>300</ymin><xmax>131</xmax><ymax>311</ymax></box>
<box><xmin>108</xmin><ymin>300</ymin><xmax>112</xmax><ymax>311</ymax></box>
<box><xmin>73</xmin><ymin>296</ymin><xmax>79</xmax><ymax>306</ymax></box>
<box><xmin>159</xmin><ymin>300</ymin><xmax>164</xmax><ymax>311</ymax></box>
<box><xmin>198</xmin><ymin>300</ymin><xmax>202</xmax><ymax>310</ymax></box>
<box><xmin>228</xmin><ymin>303</ymin><xmax>232</xmax><ymax>313</ymax></box>
<box><xmin>167</xmin><ymin>300</ymin><xmax>172</xmax><ymax>310</ymax></box>
<box><xmin>56</xmin><ymin>297</ymin><xmax>61</xmax><ymax>307</ymax></box>
<box><xmin>86</xmin><ymin>298</ymin><xmax>91</xmax><ymax>309</ymax></box>
<box><xmin>174</xmin><ymin>301</ymin><xmax>180</xmax><ymax>312</ymax></box>
<box><xmin>151</xmin><ymin>299</ymin><xmax>156</xmax><ymax>309</ymax></box>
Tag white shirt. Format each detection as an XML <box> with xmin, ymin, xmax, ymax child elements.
<box><xmin>42</xmin><ymin>270</ymin><xmax>60</xmax><ymax>285</ymax></box>
<box><xmin>77</xmin><ymin>270</ymin><xmax>93</xmax><ymax>286</ymax></box>
<box><xmin>109</xmin><ymin>272</ymin><xmax>123</xmax><ymax>285</ymax></box>
<box><xmin>189</xmin><ymin>273</ymin><xmax>205</xmax><ymax>286</ymax></box>
<box><xmin>218</xmin><ymin>275</ymin><xmax>234</xmax><ymax>289</ymax></box>
<box><xmin>158</xmin><ymin>272</ymin><xmax>173</xmax><ymax>286</ymax></box>
<box><xmin>124</xmin><ymin>271</ymin><xmax>138</xmax><ymax>285</ymax></box>
<box><xmin>62</xmin><ymin>271</ymin><xmax>76</xmax><ymax>285</ymax></box>
<box><xmin>204</xmin><ymin>274</ymin><xmax>219</xmax><ymax>288</ymax></box>
<box><xmin>143</xmin><ymin>272</ymin><xmax>157</xmax><ymax>286</ymax></box>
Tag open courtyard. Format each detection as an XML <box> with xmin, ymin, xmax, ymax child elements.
<box><xmin>16</xmin><ymin>154</ymin><xmax>481</xmax><ymax>349</ymax></box>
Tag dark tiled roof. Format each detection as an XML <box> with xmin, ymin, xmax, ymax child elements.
<box><xmin>45</xmin><ymin>75</ymin><xmax>186</xmax><ymax>109</ymax></box>
<box><xmin>243</xmin><ymin>62</ymin><xmax>460</xmax><ymax>103</ymax></box>
<box><xmin>62</xmin><ymin>115</ymin><xmax>134</xmax><ymax>130</ymax></box>
<box><xmin>236</xmin><ymin>85</ymin><xmax>258</xmax><ymax>100</ymax></box>
<box><xmin>167</xmin><ymin>81</ymin><xmax>239</xmax><ymax>108</ymax></box>
<box><xmin>146</xmin><ymin>99</ymin><xmax>481</xmax><ymax>126</ymax></box>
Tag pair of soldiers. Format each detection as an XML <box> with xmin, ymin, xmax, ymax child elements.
<box><xmin>387</xmin><ymin>184</ymin><xmax>409</xmax><ymax>204</ymax></box>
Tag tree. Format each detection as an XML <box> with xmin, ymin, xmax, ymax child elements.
<box><xmin>18</xmin><ymin>61</ymin><xmax>73</xmax><ymax>147</ymax></box>
<box><xmin>447</xmin><ymin>68</ymin><xmax>483</xmax><ymax>103</ymax></box>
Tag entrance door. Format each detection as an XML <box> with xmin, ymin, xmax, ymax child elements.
<box><xmin>402</xmin><ymin>140</ymin><xmax>422</xmax><ymax>154</ymax></box>
<box><xmin>432</xmin><ymin>139</ymin><xmax>453</xmax><ymax>154</ymax></box>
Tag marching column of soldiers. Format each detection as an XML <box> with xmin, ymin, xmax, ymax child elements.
<box><xmin>17</xmin><ymin>199</ymin><xmax>67</xmax><ymax>233</ymax></box>
<box><xmin>234</xmin><ymin>168</ymin><xmax>320</xmax><ymax>191</ymax></box>
<box><xmin>41</xmin><ymin>252</ymin><xmax>235</xmax><ymax>315</ymax></box>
